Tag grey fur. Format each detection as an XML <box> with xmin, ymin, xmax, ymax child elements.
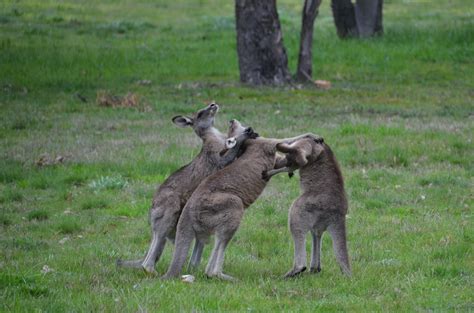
<box><xmin>162</xmin><ymin>124</ymin><xmax>322</xmax><ymax>280</ymax></box>
<box><xmin>265</xmin><ymin>138</ymin><xmax>351</xmax><ymax>277</ymax></box>
<box><xmin>116</xmin><ymin>103</ymin><xmax>248</xmax><ymax>274</ymax></box>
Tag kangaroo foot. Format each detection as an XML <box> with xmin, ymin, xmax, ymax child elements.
<box><xmin>206</xmin><ymin>272</ymin><xmax>237</xmax><ymax>281</ymax></box>
<box><xmin>310</xmin><ymin>266</ymin><xmax>321</xmax><ymax>273</ymax></box>
<box><xmin>340</xmin><ymin>266</ymin><xmax>352</xmax><ymax>277</ymax></box>
<box><xmin>187</xmin><ymin>264</ymin><xmax>199</xmax><ymax>273</ymax></box>
<box><xmin>161</xmin><ymin>273</ymin><xmax>175</xmax><ymax>280</ymax></box>
<box><xmin>284</xmin><ymin>266</ymin><xmax>307</xmax><ymax>278</ymax></box>
<box><xmin>141</xmin><ymin>264</ymin><xmax>158</xmax><ymax>276</ymax></box>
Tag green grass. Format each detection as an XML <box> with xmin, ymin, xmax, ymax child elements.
<box><xmin>0</xmin><ymin>0</ymin><xmax>473</xmax><ymax>311</ymax></box>
<box><xmin>79</xmin><ymin>196</ymin><xmax>110</xmax><ymax>211</ymax></box>
<box><xmin>27</xmin><ymin>209</ymin><xmax>49</xmax><ymax>221</ymax></box>
<box><xmin>56</xmin><ymin>218</ymin><xmax>82</xmax><ymax>234</ymax></box>
<box><xmin>87</xmin><ymin>175</ymin><xmax>129</xmax><ymax>192</ymax></box>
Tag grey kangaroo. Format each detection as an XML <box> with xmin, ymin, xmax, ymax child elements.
<box><xmin>263</xmin><ymin>137</ymin><xmax>351</xmax><ymax>277</ymax></box>
<box><xmin>162</xmin><ymin>123</ymin><xmax>322</xmax><ymax>280</ymax></box>
<box><xmin>117</xmin><ymin>103</ymin><xmax>249</xmax><ymax>274</ymax></box>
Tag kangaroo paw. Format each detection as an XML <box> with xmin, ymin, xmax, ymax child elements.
<box><xmin>284</xmin><ymin>266</ymin><xmax>307</xmax><ymax>278</ymax></box>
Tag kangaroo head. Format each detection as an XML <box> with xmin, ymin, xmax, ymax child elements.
<box><xmin>227</xmin><ymin>119</ymin><xmax>248</xmax><ymax>138</ymax></box>
<box><xmin>276</xmin><ymin>137</ymin><xmax>324</xmax><ymax>168</ymax></box>
<box><xmin>220</xmin><ymin>125</ymin><xmax>259</xmax><ymax>156</ymax></box>
<box><xmin>224</xmin><ymin>119</ymin><xmax>258</xmax><ymax>148</ymax></box>
<box><xmin>225</xmin><ymin>127</ymin><xmax>259</xmax><ymax>148</ymax></box>
<box><xmin>172</xmin><ymin>102</ymin><xmax>219</xmax><ymax>137</ymax></box>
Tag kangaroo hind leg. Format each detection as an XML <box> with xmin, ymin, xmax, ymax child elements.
<box><xmin>284</xmin><ymin>201</ymin><xmax>310</xmax><ymax>278</ymax></box>
<box><xmin>162</xmin><ymin>212</ymin><xmax>195</xmax><ymax>279</ymax></box>
<box><xmin>141</xmin><ymin>231</ymin><xmax>167</xmax><ymax>275</ymax></box>
<box><xmin>205</xmin><ymin>233</ymin><xmax>236</xmax><ymax>281</ymax></box>
<box><xmin>187</xmin><ymin>239</ymin><xmax>205</xmax><ymax>272</ymax></box>
<box><xmin>310</xmin><ymin>230</ymin><xmax>323</xmax><ymax>273</ymax></box>
<box><xmin>205</xmin><ymin>198</ymin><xmax>243</xmax><ymax>281</ymax></box>
<box><xmin>117</xmin><ymin>228</ymin><xmax>167</xmax><ymax>275</ymax></box>
<box><xmin>327</xmin><ymin>217</ymin><xmax>351</xmax><ymax>276</ymax></box>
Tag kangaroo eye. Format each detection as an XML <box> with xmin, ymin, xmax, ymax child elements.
<box><xmin>197</xmin><ymin>112</ymin><xmax>204</xmax><ymax>118</ymax></box>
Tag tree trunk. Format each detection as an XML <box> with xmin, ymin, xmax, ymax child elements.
<box><xmin>374</xmin><ymin>0</ymin><xmax>384</xmax><ymax>36</ymax></box>
<box><xmin>331</xmin><ymin>0</ymin><xmax>358</xmax><ymax>38</ymax></box>
<box><xmin>296</xmin><ymin>0</ymin><xmax>322</xmax><ymax>82</ymax></box>
<box><xmin>331</xmin><ymin>0</ymin><xmax>383</xmax><ymax>39</ymax></box>
<box><xmin>235</xmin><ymin>0</ymin><xmax>291</xmax><ymax>85</ymax></box>
<box><xmin>355</xmin><ymin>0</ymin><xmax>383</xmax><ymax>37</ymax></box>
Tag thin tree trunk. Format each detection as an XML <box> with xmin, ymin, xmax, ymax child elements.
<box><xmin>235</xmin><ymin>0</ymin><xmax>291</xmax><ymax>85</ymax></box>
<box><xmin>331</xmin><ymin>0</ymin><xmax>358</xmax><ymax>38</ymax></box>
<box><xmin>296</xmin><ymin>0</ymin><xmax>322</xmax><ymax>82</ymax></box>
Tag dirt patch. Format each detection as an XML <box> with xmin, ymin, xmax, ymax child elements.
<box><xmin>96</xmin><ymin>90</ymin><xmax>138</xmax><ymax>108</ymax></box>
<box><xmin>96</xmin><ymin>90</ymin><xmax>151</xmax><ymax>111</ymax></box>
<box><xmin>36</xmin><ymin>154</ymin><xmax>65</xmax><ymax>167</ymax></box>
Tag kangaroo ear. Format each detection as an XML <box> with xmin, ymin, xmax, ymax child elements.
<box><xmin>295</xmin><ymin>151</ymin><xmax>309</xmax><ymax>167</ymax></box>
<box><xmin>249</xmin><ymin>132</ymin><xmax>259</xmax><ymax>139</ymax></box>
<box><xmin>276</xmin><ymin>143</ymin><xmax>296</xmax><ymax>153</ymax></box>
<box><xmin>172</xmin><ymin>115</ymin><xmax>193</xmax><ymax>127</ymax></box>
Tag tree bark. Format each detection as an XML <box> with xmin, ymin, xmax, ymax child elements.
<box><xmin>331</xmin><ymin>0</ymin><xmax>358</xmax><ymax>38</ymax></box>
<box><xmin>296</xmin><ymin>0</ymin><xmax>322</xmax><ymax>82</ymax></box>
<box><xmin>331</xmin><ymin>0</ymin><xmax>383</xmax><ymax>39</ymax></box>
<box><xmin>355</xmin><ymin>0</ymin><xmax>383</xmax><ymax>37</ymax></box>
<box><xmin>374</xmin><ymin>0</ymin><xmax>384</xmax><ymax>36</ymax></box>
<box><xmin>235</xmin><ymin>0</ymin><xmax>291</xmax><ymax>85</ymax></box>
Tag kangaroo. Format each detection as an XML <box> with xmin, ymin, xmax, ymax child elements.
<box><xmin>162</xmin><ymin>124</ymin><xmax>323</xmax><ymax>280</ymax></box>
<box><xmin>263</xmin><ymin>138</ymin><xmax>351</xmax><ymax>277</ymax></box>
<box><xmin>117</xmin><ymin>103</ymin><xmax>249</xmax><ymax>274</ymax></box>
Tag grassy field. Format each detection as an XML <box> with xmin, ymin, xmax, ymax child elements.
<box><xmin>0</xmin><ymin>0</ymin><xmax>473</xmax><ymax>311</ymax></box>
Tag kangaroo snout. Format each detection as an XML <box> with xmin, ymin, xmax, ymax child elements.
<box><xmin>209</xmin><ymin>102</ymin><xmax>219</xmax><ymax>111</ymax></box>
<box><xmin>244</xmin><ymin>127</ymin><xmax>259</xmax><ymax>139</ymax></box>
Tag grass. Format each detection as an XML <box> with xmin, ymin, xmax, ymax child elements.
<box><xmin>79</xmin><ymin>197</ymin><xmax>110</xmax><ymax>211</ymax></box>
<box><xmin>56</xmin><ymin>218</ymin><xmax>82</xmax><ymax>234</ymax></box>
<box><xmin>27</xmin><ymin>209</ymin><xmax>49</xmax><ymax>221</ymax></box>
<box><xmin>0</xmin><ymin>0</ymin><xmax>473</xmax><ymax>311</ymax></box>
<box><xmin>87</xmin><ymin>175</ymin><xmax>129</xmax><ymax>192</ymax></box>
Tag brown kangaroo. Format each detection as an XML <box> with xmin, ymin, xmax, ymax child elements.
<box><xmin>263</xmin><ymin>137</ymin><xmax>351</xmax><ymax>277</ymax></box>
<box><xmin>162</xmin><ymin>125</ymin><xmax>322</xmax><ymax>280</ymax></box>
<box><xmin>117</xmin><ymin>103</ymin><xmax>249</xmax><ymax>274</ymax></box>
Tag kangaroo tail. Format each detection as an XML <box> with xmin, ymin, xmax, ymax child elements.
<box><xmin>116</xmin><ymin>258</ymin><xmax>143</xmax><ymax>268</ymax></box>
